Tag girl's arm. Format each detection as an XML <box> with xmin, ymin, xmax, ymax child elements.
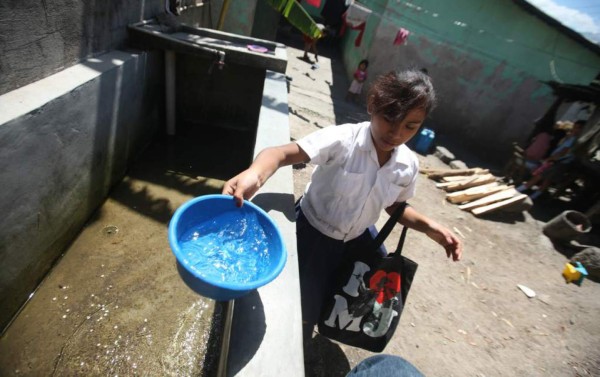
<box><xmin>386</xmin><ymin>203</ymin><xmax>462</xmax><ymax>261</ymax></box>
<box><xmin>222</xmin><ymin>142</ymin><xmax>309</xmax><ymax>207</ymax></box>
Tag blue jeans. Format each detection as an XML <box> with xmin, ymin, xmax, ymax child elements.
<box><xmin>347</xmin><ymin>355</ymin><xmax>424</xmax><ymax>377</ymax></box>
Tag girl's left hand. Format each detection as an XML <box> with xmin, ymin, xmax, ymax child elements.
<box><xmin>426</xmin><ymin>226</ymin><xmax>462</xmax><ymax>261</ymax></box>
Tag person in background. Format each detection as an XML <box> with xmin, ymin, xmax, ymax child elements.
<box><xmin>346</xmin><ymin>59</ymin><xmax>369</xmax><ymax>103</ymax></box>
<box><xmin>222</xmin><ymin>70</ymin><xmax>462</xmax><ymax>343</ymax></box>
<box><xmin>303</xmin><ymin>24</ymin><xmax>326</xmax><ymax>63</ymax></box>
<box><xmin>516</xmin><ymin>120</ymin><xmax>585</xmax><ymax>200</ymax></box>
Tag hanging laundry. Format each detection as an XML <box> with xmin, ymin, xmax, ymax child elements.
<box><xmin>345</xmin><ymin>1</ymin><xmax>371</xmax><ymax>26</ymax></box>
<box><xmin>339</xmin><ymin>2</ymin><xmax>371</xmax><ymax>47</ymax></box>
<box><xmin>305</xmin><ymin>0</ymin><xmax>322</xmax><ymax>7</ymax></box>
<box><xmin>394</xmin><ymin>28</ymin><xmax>410</xmax><ymax>46</ymax></box>
<box><xmin>340</xmin><ymin>12</ymin><xmax>366</xmax><ymax>47</ymax></box>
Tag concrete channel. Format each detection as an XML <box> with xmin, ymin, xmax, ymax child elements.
<box><xmin>0</xmin><ymin>22</ymin><xmax>303</xmax><ymax>377</ymax></box>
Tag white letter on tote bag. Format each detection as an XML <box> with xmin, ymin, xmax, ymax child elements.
<box><xmin>323</xmin><ymin>294</ymin><xmax>363</xmax><ymax>331</ymax></box>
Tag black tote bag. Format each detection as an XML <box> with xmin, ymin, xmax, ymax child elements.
<box><xmin>317</xmin><ymin>202</ymin><xmax>418</xmax><ymax>352</ymax></box>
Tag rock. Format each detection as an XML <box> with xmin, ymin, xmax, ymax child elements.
<box><xmin>449</xmin><ymin>160</ymin><xmax>468</xmax><ymax>170</ymax></box>
<box><xmin>434</xmin><ymin>146</ymin><xmax>455</xmax><ymax>163</ymax></box>
<box><xmin>571</xmin><ymin>247</ymin><xmax>600</xmax><ymax>280</ymax></box>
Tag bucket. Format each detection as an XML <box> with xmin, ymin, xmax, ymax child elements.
<box><xmin>542</xmin><ymin>210</ymin><xmax>592</xmax><ymax>241</ymax></box>
<box><xmin>413</xmin><ymin>128</ymin><xmax>435</xmax><ymax>154</ymax></box>
<box><xmin>169</xmin><ymin>195</ymin><xmax>287</xmax><ymax>301</ymax></box>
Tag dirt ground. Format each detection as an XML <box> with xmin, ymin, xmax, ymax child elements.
<box><xmin>279</xmin><ymin>32</ymin><xmax>600</xmax><ymax>377</ymax></box>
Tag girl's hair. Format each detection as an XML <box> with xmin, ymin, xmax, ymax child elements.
<box><xmin>359</xmin><ymin>59</ymin><xmax>369</xmax><ymax>68</ymax></box>
<box><xmin>367</xmin><ymin>70</ymin><xmax>436</xmax><ymax>123</ymax></box>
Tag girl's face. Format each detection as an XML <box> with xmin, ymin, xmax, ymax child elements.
<box><xmin>359</xmin><ymin>63</ymin><xmax>367</xmax><ymax>71</ymax></box>
<box><xmin>369</xmin><ymin>108</ymin><xmax>426</xmax><ymax>153</ymax></box>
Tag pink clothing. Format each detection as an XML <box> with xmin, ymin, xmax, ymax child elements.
<box><xmin>394</xmin><ymin>28</ymin><xmax>410</xmax><ymax>45</ymax></box>
<box><xmin>354</xmin><ymin>69</ymin><xmax>367</xmax><ymax>82</ymax></box>
<box><xmin>525</xmin><ymin>132</ymin><xmax>552</xmax><ymax>161</ymax></box>
<box><xmin>349</xmin><ymin>68</ymin><xmax>367</xmax><ymax>94</ymax></box>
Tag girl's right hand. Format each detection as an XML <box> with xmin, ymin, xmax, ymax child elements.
<box><xmin>222</xmin><ymin>169</ymin><xmax>262</xmax><ymax>207</ymax></box>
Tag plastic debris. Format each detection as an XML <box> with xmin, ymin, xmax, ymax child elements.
<box><xmin>517</xmin><ymin>284</ymin><xmax>536</xmax><ymax>298</ymax></box>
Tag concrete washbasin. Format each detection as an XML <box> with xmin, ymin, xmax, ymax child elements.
<box><xmin>128</xmin><ymin>18</ymin><xmax>287</xmax><ymax>74</ymax></box>
<box><xmin>0</xmin><ymin>19</ymin><xmax>302</xmax><ymax>376</ymax></box>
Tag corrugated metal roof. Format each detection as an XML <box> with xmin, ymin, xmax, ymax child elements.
<box><xmin>513</xmin><ymin>0</ymin><xmax>600</xmax><ymax>56</ymax></box>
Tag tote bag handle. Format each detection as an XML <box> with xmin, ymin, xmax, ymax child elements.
<box><xmin>371</xmin><ymin>202</ymin><xmax>408</xmax><ymax>256</ymax></box>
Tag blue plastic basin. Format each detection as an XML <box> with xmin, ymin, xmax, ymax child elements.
<box><xmin>168</xmin><ymin>194</ymin><xmax>287</xmax><ymax>301</ymax></box>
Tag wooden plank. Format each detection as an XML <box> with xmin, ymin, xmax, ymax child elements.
<box><xmin>420</xmin><ymin>167</ymin><xmax>481</xmax><ymax>174</ymax></box>
<box><xmin>471</xmin><ymin>194</ymin><xmax>528</xmax><ymax>215</ymax></box>
<box><xmin>424</xmin><ymin>168</ymin><xmax>488</xmax><ymax>180</ymax></box>
<box><xmin>435</xmin><ymin>176</ymin><xmax>479</xmax><ymax>188</ymax></box>
<box><xmin>443</xmin><ymin>174</ymin><xmax>497</xmax><ymax>192</ymax></box>
<box><xmin>458</xmin><ymin>188</ymin><xmax>517</xmax><ymax>210</ymax></box>
<box><xmin>441</xmin><ymin>175</ymin><xmax>482</xmax><ymax>182</ymax></box>
<box><xmin>432</xmin><ymin>168</ymin><xmax>488</xmax><ymax>179</ymax></box>
<box><xmin>446</xmin><ymin>183</ymin><xmax>504</xmax><ymax>204</ymax></box>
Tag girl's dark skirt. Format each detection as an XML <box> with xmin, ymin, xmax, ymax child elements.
<box><xmin>296</xmin><ymin>208</ymin><xmax>369</xmax><ymax>343</ymax></box>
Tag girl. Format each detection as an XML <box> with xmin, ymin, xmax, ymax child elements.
<box><xmin>222</xmin><ymin>70</ymin><xmax>462</xmax><ymax>342</ymax></box>
<box><xmin>346</xmin><ymin>59</ymin><xmax>369</xmax><ymax>103</ymax></box>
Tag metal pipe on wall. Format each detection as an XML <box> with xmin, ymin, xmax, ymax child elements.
<box><xmin>165</xmin><ymin>50</ymin><xmax>176</xmax><ymax>136</ymax></box>
<box><xmin>217</xmin><ymin>0</ymin><xmax>231</xmax><ymax>30</ymax></box>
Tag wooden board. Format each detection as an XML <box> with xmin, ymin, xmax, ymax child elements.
<box><xmin>436</xmin><ymin>176</ymin><xmax>479</xmax><ymax>188</ymax></box>
<box><xmin>423</xmin><ymin>168</ymin><xmax>488</xmax><ymax>180</ymax></box>
<box><xmin>442</xmin><ymin>175</ymin><xmax>483</xmax><ymax>182</ymax></box>
<box><xmin>458</xmin><ymin>188</ymin><xmax>517</xmax><ymax>211</ymax></box>
<box><xmin>446</xmin><ymin>183</ymin><xmax>505</xmax><ymax>204</ymax></box>
<box><xmin>442</xmin><ymin>174</ymin><xmax>497</xmax><ymax>192</ymax></box>
<box><xmin>471</xmin><ymin>194</ymin><xmax>529</xmax><ymax>215</ymax></box>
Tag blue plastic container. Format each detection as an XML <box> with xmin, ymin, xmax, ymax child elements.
<box><xmin>168</xmin><ymin>194</ymin><xmax>287</xmax><ymax>301</ymax></box>
<box><xmin>413</xmin><ymin>128</ymin><xmax>435</xmax><ymax>154</ymax></box>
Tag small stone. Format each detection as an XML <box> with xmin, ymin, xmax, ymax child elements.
<box><xmin>434</xmin><ymin>146</ymin><xmax>455</xmax><ymax>163</ymax></box>
<box><xmin>449</xmin><ymin>160</ymin><xmax>468</xmax><ymax>170</ymax></box>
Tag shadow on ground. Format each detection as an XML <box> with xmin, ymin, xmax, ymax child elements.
<box><xmin>277</xmin><ymin>24</ymin><xmax>370</xmax><ymax>127</ymax></box>
<box><xmin>304</xmin><ymin>334</ymin><xmax>351</xmax><ymax>377</ymax></box>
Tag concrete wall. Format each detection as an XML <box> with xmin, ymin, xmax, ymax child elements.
<box><xmin>208</xmin><ymin>0</ymin><xmax>280</xmax><ymax>41</ymax></box>
<box><xmin>0</xmin><ymin>0</ymin><xmax>209</xmax><ymax>96</ymax></box>
<box><xmin>341</xmin><ymin>0</ymin><xmax>600</xmax><ymax>164</ymax></box>
<box><xmin>302</xmin><ymin>0</ymin><xmax>326</xmax><ymax>20</ymax></box>
<box><xmin>252</xmin><ymin>0</ymin><xmax>282</xmax><ymax>41</ymax></box>
<box><xmin>210</xmin><ymin>0</ymin><xmax>256</xmax><ymax>36</ymax></box>
<box><xmin>0</xmin><ymin>1</ymin><xmax>213</xmax><ymax>331</ymax></box>
<box><xmin>0</xmin><ymin>50</ymin><xmax>163</xmax><ymax>331</ymax></box>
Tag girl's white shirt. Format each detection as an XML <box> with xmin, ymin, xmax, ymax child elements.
<box><xmin>297</xmin><ymin>122</ymin><xmax>418</xmax><ymax>241</ymax></box>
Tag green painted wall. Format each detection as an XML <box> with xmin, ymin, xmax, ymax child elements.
<box><xmin>342</xmin><ymin>0</ymin><xmax>600</xmax><ymax>164</ymax></box>
<box><xmin>302</xmin><ymin>0</ymin><xmax>326</xmax><ymax>20</ymax></box>
<box><xmin>211</xmin><ymin>0</ymin><xmax>257</xmax><ymax>36</ymax></box>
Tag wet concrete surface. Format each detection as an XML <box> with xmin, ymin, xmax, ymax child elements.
<box><xmin>0</xmin><ymin>135</ymin><xmax>231</xmax><ymax>376</ymax></box>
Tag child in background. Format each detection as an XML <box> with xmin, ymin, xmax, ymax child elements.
<box><xmin>222</xmin><ymin>70</ymin><xmax>462</xmax><ymax>343</ymax></box>
<box><xmin>346</xmin><ymin>59</ymin><xmax>369</xmax><ymax>103</ymax></box>
<box><xmin>517</xmin><ymin>120</ymin><xmax>584</xmax><ymax>200</ymax></box>
<box><xmin>303</xmin><ymin>24</ymin><xmax>326</xmax><ymax>63</ymax></box>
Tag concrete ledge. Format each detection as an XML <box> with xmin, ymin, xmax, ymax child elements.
<box><xmin>0</xmin><ymin>51</ymin><xmax>139</xmax><ymax>125</ymax></box>
<box><xmin>227</xmin><ymin>71</ymin><xmax>304</xmax><ymax>376</ymax></box>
